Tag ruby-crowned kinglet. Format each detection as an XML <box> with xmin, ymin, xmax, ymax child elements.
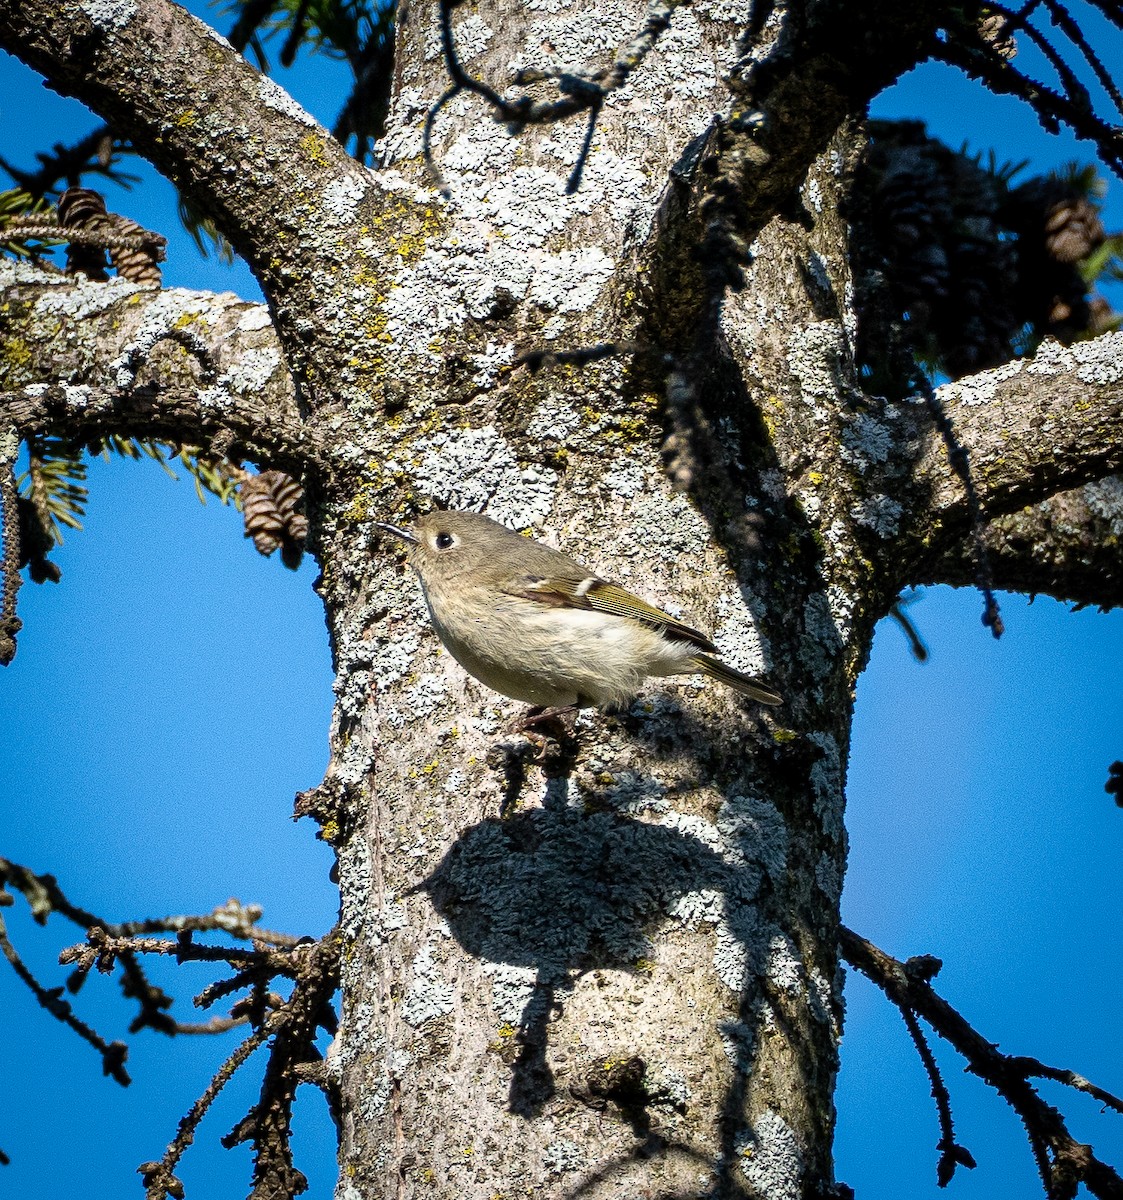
<box><xmin>375</xmin><ymin>510</ymin><xmax>782</xmax><ymax>711</ymax></box>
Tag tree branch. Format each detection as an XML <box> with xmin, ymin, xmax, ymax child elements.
<box><xmin>910</xmin><ymin>334</ymin><xmax>1123</xmax><ymax>539</ymax></box>
<box><xmin>927</xmin><ymin>477</ymin><xmax>1123</xmax><ymax>610</ymax></box>
<box><xmin>641</xmin><ymin>2</ymin><xmax>944</xmax><ymax>344</ymax></box>
<box><xmin>0</xmin><ymin>0</ymin><xmax>369</xmax><ymax>276</ymax></box>
<box><xmin>0</xmin><ymin>262</ymin><xmax>314</xmax><ymax>473</ymax></box>
<box><xmin>840</xmin><ymin>926</ymin><xmax>1123</xmax><ymax>1199</ymax></box>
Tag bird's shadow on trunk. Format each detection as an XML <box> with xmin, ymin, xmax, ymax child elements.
<box><xmin>420</xmin><ymin>782</ymin><xmax>773</xmax><ymax>1119</ymax></box>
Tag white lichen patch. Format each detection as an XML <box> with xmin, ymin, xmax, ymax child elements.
<box><xmin>452</xmin><ymin>12</ymin><xmax>493</xmax><ymax>61</ymax></box>
<box><xmin>527</xmin><ymin>247</ymin><xmax>615</xmax><ymax>312</ymax></box>
<box><xmin>59</xmin><ymin>384</ymin><xmax>92</xmax><ymax>409</ymax></box>
<box><xmin>79</xmin><ymin>0</ymin><xmax>136</xmax><ymax>29</ymax></box>
<box><xmin>799</xmin><ymin>592</ymin><xmax>841</xmax><ymax>678</ymax></box>
<box><xmin>1086</xmin><ymin>475</ymin><xmax>1123</xmax><ymax>534</ymax></box>
<box><xmin>593</xmin><ymin>768</ymin><xmax>669</xmax><ymax>814</ymax></box>
<box><xmin>659</xmin><ymin>811</ymin><xmax>726</xmax><ymax>856</ymax></box>
<box><xmin>482</xmin><ymin>960</ymin><xmax>539</xmax><ymax>1024</ymax></box>
<box><xmin>380</xmin><ymin>233</ymin><xmax>534</xmax><ymax>358</ymax></box>
<box><xmin>648</xmin><ymin>1064</ymin><xmax>691</xmax><ymax>1107</ymax></box>
<box><xmin>938</xmin><ymin>357</ymin><xmax>1023</xmax><ymax>407</ymax></box>
<box><xmin>665</xmin><ymin>886</ymin><xmax>725</xmax><ymax>927</ymax></box>
<box><xmin>407</xmin><ymin>425</ymin><xmax>558</xmax><ymax>527</ymax></box>
<box><xmin>257</xmin><ymin>74</ymin><xmax>320</xmax><ymax>128</ymax></box>
<box><xmin>1027</xmin><ymin>329</ymin><xmax>1123</xmax><ymax>385</ymax></box>
<box><xmin>400</xmin><ymin>944</ymin><xmax>455</xmax><ymax>1027</ymax></box>
<box><xmin>840</xmin><ymin>411</ymin><xmax>894</xmax><ymax>468</ymax></box>
<box><xmin>469</xmin><ymin>340</ymin><xmax>515</xmax><ymax>389</ymax></box>
<box><xmin>377</xmin><ymin>87</ymin><xmax>430</xmax><ymax>163</ymax></box>
<box><xmin>787</xmin><ymin>322</ymin><xmax>847</xmax><ymax>409</ymax></box>
<box><xmin>1074</xmin><ymin>331</ymin><xmax>1123</xmax><ymax>384</ymax></box>
<box><xmin>34</xmin><ymin>274</ymin><xmax>144</xmax><ymax>319</ymax></box>
<box><xmin>807</xmin><ymin>965</ymin><xmax>838</xmax><ymax>1032</ymax></box>
<box><xmin>736</xmin><ymin>1110</ymin><xmax>805</xmax><ymax>1200</ymax></box>
<box><xmin>766</xmin><ymin>933</ymin><xmax>803</xmax><ymax>996</ymax></box>
<box><xmin>694</xmin><ymin>0</ymin><xmax>756</xmax><ymax>21</ymax></box>
<box><xmin>808</xmin><ymin>731</ymin><xmax>844</xmax><ymax>842</ymax></box>
<box><xmin>372</xmin><ymin>628</ymin><xmax>423</xmax><ymax>690</ymax></box>
<box><xmin>403</xmin><ymin>672</ymin><xmax>449</xmax><ymax>719</ymax></box>
<box><xmin>714</xmin><ymin>908</ymin><xmax>762</xmax><ymax>991</ymax></box>
<box><xmin>850</xmin><ymin>494</ymin><xmax>902</xmax><ymax>537</ymax></box>
<box><xmin>320</xmin><ymin>175</ymin><xmax>370</xmax><ymax>225</ymax></box>
<box><xmin>716</xmin><ymin>794</ymin><xmax>787</xmax><ymax>876</ymax></box>
<box><xmin>601</xmin><ymin>455</ymin><xmax>651</xmax><ymax>499</ymax></box>
<box><xmin>218</xmin><ymin>346</ymin><xmax>282</xmax><ymax>393</ymax></box>
<box><xmin>719</xmin><ymin>1020</ymin><xmax>756</xmax><ymax>1067</ymax></box>
<box><xmin>235</xmin><ymin>305</ymin><xmax>274</xmax><ymax>332</ymax></box>
<box><xmin>803</xmin><ymin>175</ymin><xmax>824</xmax><ymax>214</ymax></box>
<box><xmin>824</xmin><ymin>583</ymin><xmax>856</xmax><ymax>645</ymax></box>
<box><xmin>612</xmin><ymin>485</ymin><xmax>710</xmax><ymax>565</ymax></box>
<box><xmin>815</xmin><ymin>851</ymin><xmax>844</xmax><ymax>904</ymax></box>
<box><xmin>526</xmin><ymin>397</ymin><xmax>583</xmax><ymax>443</ymax></box>
<box><xmin>542</xmin><ymin>1140</ymin><xmax>584</xmax><ymax>1176</ymax></box>
<box><xmin>711</xmin><ymin>587</ymin><xmax>770</xmax><ymax>676</ymax></box>
<box><xmin>429</xmin><ymin>96</ymin><xmax>652</xmax><ymax>240</ymax></box>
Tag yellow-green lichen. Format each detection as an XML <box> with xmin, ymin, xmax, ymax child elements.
<box><xmin>299</xmin><ymin>132</ymin><xmax>331</xmax><ymax>168</ymax></box>
<box><xmin>1</xmin><ymin>336</ymin><xmax>32</xmax><ymax>369</ymax></box>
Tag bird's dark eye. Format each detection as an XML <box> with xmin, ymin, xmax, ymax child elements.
<box><xmin>435</xmin><ymin>532</ymin><xmax>455</xmax><ymax>550</ymax></box>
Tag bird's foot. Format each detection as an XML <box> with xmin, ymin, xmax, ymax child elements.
<box><xmin>508</xmin><ymin>706</ymin><xmax>580</xmax><ymax>767</ymax></box>
<box><xmin>513</xmin><ymin>705</ymin><xmax>580</xmax><ymax>738</ymax></box>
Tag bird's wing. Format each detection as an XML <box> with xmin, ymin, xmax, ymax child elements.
<box><xmin>509</xmin><ymin>572</ymin><xmax>718</xmax><ymax>652</ymax></box>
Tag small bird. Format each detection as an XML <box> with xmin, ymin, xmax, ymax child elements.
<box><xmin>376</xmin><ymin>510</ymin><xmax>782</xmax><ymax>712</ymax></box>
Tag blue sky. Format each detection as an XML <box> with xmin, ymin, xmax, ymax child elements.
<box><xmin>2</xmin><ymin>8</ymin><xmax>1123</xmax><ymax>1199</ymax></box>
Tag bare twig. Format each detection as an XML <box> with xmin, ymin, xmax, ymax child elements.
<box><xmin>139</xmin><ymin>1021</ymin><xmax>273</xmax><ymax>1200</ymax></box>
<box><xmin>1</xmin><ymin>216</ymin><xmax>163</xmax><ymax>254</ymax></box>
<box><xmin>935</xmin><ymin>33</ymin><xmax>1123</xmax><ymax>182</ymax></box>
<box><xmin>220</xmin><ymin>928</ymin><xmax>342</xmax><ymax>1199</ymax></box>
<box><xmin>899</xmin><ymin>1005</ymin><xmax>977</xmax><ymax>1186</ymax></box>
<box><xmin>841</xmin><ymin>926</ymin><xmax>1123</xmax><ymax>1199</ymax></box>
<box><xmin>0</xmin><ymin>913</ymin><xmax>131</xmax><ymax>1084</ymax></box>
<box><xmin>425</xmin><ymin>0</ymin><xmax>688</xmax><ymax>190</ymax></box>
<box><xmin>0</xmin><ymin>434</ymin><xmax>21</xmax><ymax>666</ymax></box>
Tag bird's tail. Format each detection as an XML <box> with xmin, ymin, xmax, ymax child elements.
<box><xmin>690</xmin><ymin>654</ymin><xmax>783</xmax><ymax>705</ymax></box>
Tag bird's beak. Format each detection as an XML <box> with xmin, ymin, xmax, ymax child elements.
<box><xmin>374</xmin><ymin>520</ymin><xmax>418</xmax><ymax>545</ymax></box>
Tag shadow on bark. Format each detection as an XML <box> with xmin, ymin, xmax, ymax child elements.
<box><xmin>421</xmin><ymin>787</ymin><xmax>775</xmax><ymax>1132</ymax></box>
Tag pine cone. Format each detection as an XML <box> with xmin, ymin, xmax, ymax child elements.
<box><xmin>978</xmin><ymin>12</ymin><xmax>1017</xmax><ymax>59</ymax></box>
<box><xmin>1043</xmin><ymin>194</ymin><xmax>1104</xmax><ymax>264</ymax></box>
<box><xmin>57</xmin><ymin>186</ymin><xmax>111</xmax><ymax>281</ymax></box>
<box><xmin>108</xmin><ymin>214</ymin><xmax>166</xmax><ymax>287</ymax></box>
<box><xmin>240</xmin><ymin>470</ymin><xmax>307</xmax><ymax>569</ymax></box>
<box><xmin>16</xmin><ymin>495</ymin><xmax>61</xmax><ymax>583</ymax></box>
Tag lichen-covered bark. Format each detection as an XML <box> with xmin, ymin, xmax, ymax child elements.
<box><xmin>3</xmin><ymin>0</ymin><xmax>1123</xmax><ymax>1198</ymax></box>
<box><xmin>935</xmin><ymin>477</ymin><xmax>1123</xmax><ymax>610</ymax></box>
<box><xmin>0</xmin><ymin>263</ymin><xmax>306</xmax><ymax>468</ymax></box>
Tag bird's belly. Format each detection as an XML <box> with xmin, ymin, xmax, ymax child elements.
<box><xmin>428</xmin><ymin>596</ymin><xmax>695</xmax><ymax>708</ymax></box>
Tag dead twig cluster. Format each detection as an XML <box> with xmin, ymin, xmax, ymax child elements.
<box><xmin>0</xmin><ymin>857</ymin><xmax>340</xmax><ymax>1200</ymax></box>
<box><xmin>841</xmin><ymin>925</ymin><xmax>1123</xmax><ymax>1198</ymax></box>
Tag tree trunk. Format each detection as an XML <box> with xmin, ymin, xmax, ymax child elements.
<box><xmin>3</xmin><ymin>0</ymin><xmax>1123</xmax><ymax>1197</ymax></box>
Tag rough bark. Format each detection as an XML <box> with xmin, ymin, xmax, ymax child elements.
<box><xmin>0</xmin><ymin>263</ymin><xmax>306</xmax><ymax>468</ymax></box>
<box><xmin>2</xmin><ymin>0</ymin><xmax>1122</xmax><ymax>1198</ymax></box>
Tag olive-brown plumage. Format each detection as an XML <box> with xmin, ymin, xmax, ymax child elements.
<box><xmin>377</xmin><ymin>511</ymin><xmax>782</xmax><ymax>710</ymax></box>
